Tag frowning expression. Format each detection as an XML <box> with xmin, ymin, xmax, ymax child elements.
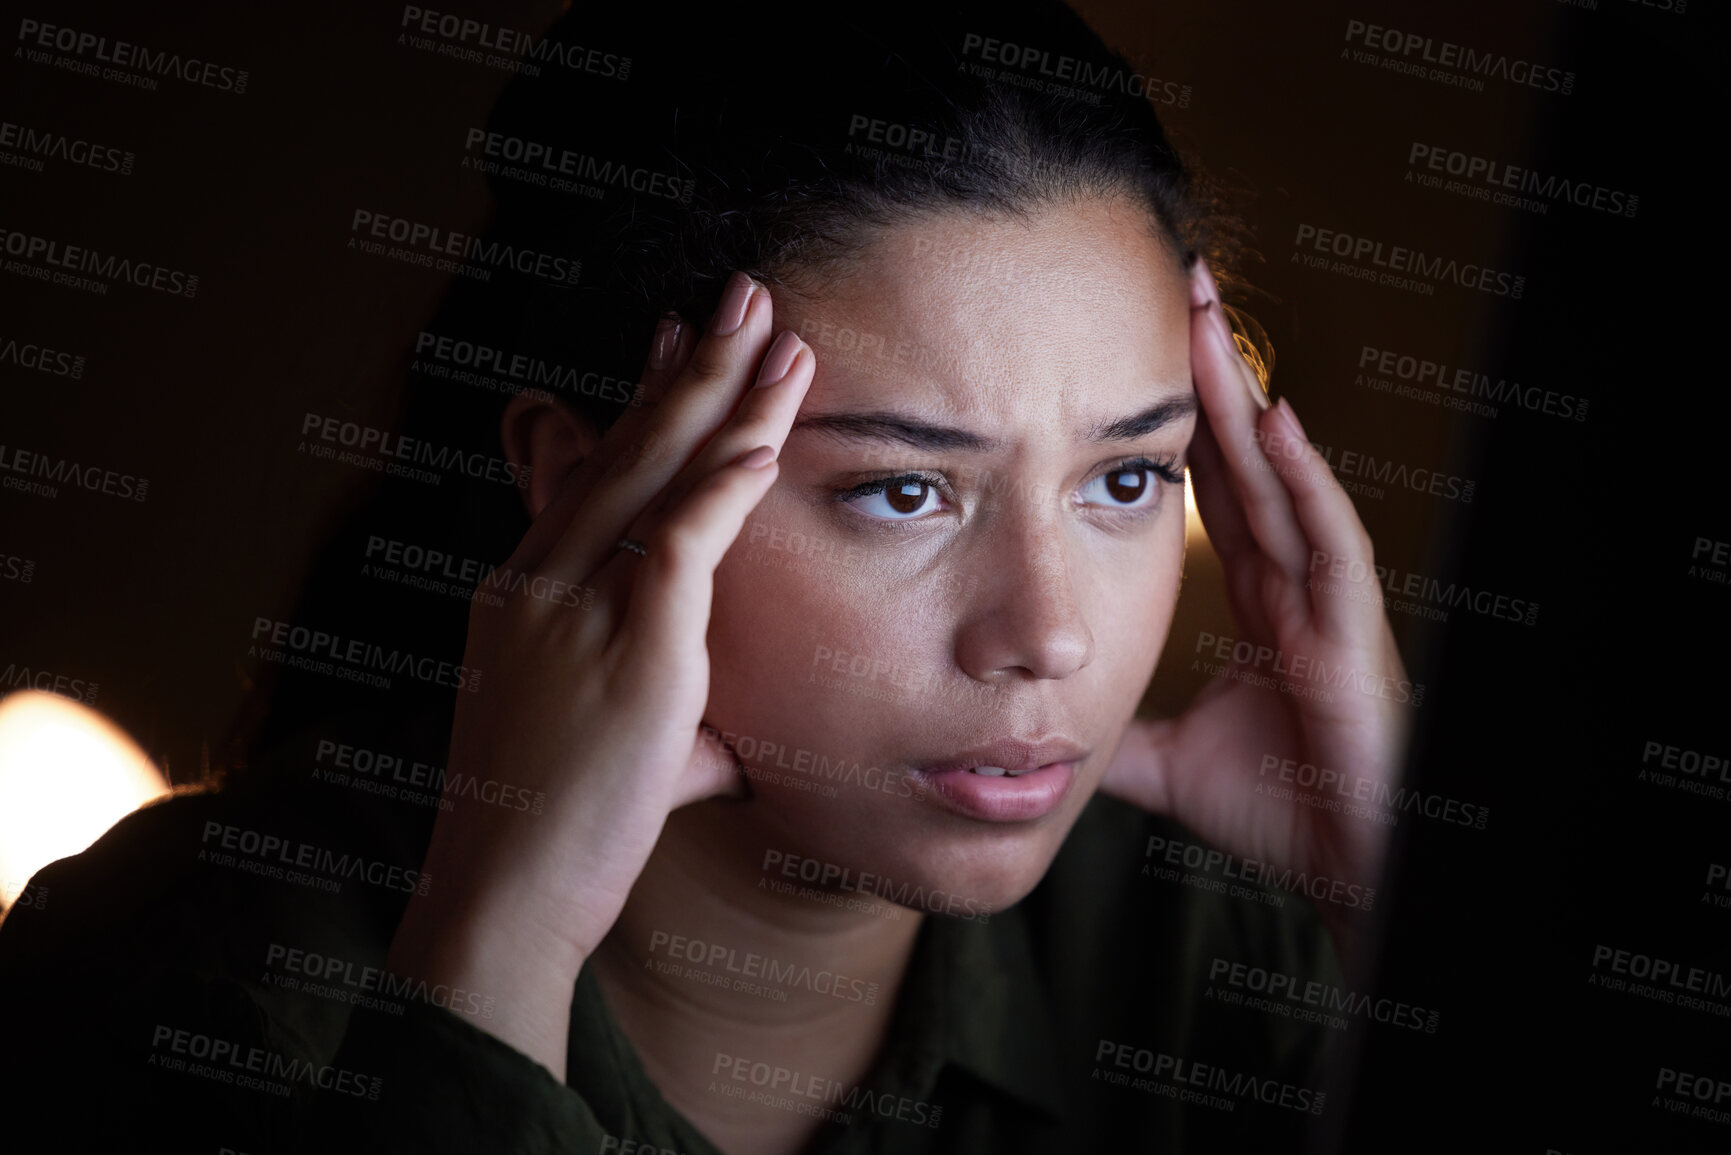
<box><xmin>702</xmin><ymin>193</ymin><xmax>1196</xmax><ymax>911</ymax></box>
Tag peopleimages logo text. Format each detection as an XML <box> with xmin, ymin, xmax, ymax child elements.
<box><xmin>300</xmin><ymin>413</ymin><xmax>530</xmax><ymax>488</ymax></box>
<box><xmin>0</xmin><ymin>444</ymin><xmax>147</xmax><ymax>501</ymax></box>
<box><xmin>0</xmin><ymin>120</ymin><xmax>134</xmax><ymax>174</ymax></box>
<box><xmin>149</xmin><ymin>1025</ymin><xmax>378</xmax><ymax>1097</ymax></box>
<box><xmin>399</xmin><ymin>6</ymin><xmax>630</xmax><ymax>79</ymax></box>
<box><xmin>17</xmin><ymin>19</ymin><xmax>249</xmax><ymax>93</ymax></box>
<box><xmin>250</xmin><ymin>617</ymin><xmax>482</xmax><ymax>692</ymax></box>
<box><xmin>349</xmin><ymin>211</ymin><xmax>580</xmax><ymax>284</ymax></box>
<box><xmin>0</xmin><ymin>226</ymin><xmax>198</xmax><ymax>297</ymax></box>
<box><xmin>1343</xmin><ymin>19</ymin><xmax>1574</xmax><ymax>94</ymax></box>
<box><xmin>200</xmin><ymin>820</ymin><xmax>430</xmax><ymax>895</ymax></box>
<box><xmin>960</xmin><ymin>33</ymin><xmax>1191</xmax><ymax>106</ymax></box>
<box><xmin>1293</xmin><ymin>224</ymin><xmax>1523</xmax><ymax>299</ymax></box>
<box><xmin>1407</xmin><ymin>143</ymin><xmax>1636</xmax><ymax>218</ymax></box>
<box><xmin>1357</xmin><ymin>345</ymin><xmax>1586</xmax><ymax>422</ymax></box>
<box><xmin>463</xmin><ymin>130</ymin><xmax>690</xmax><ymax>202</ymax></box>
<box><xmin>0</xmin><ymin>333</ymin><xmax>86</xmax><ymax>378</ymax></box>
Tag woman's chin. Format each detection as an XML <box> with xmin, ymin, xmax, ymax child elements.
<box><xmin>735</xmin><ymin>786</ymin><xmax>1077</xmax><ymax>918</ymax></box>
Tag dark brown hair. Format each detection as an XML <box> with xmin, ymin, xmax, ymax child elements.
<box><xmin>227</xmin><ymin>0</ymin><xmax>1258</xmax><ymax>785</ymax></box>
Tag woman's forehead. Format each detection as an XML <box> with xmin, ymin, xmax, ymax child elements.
<box><xmin>781</xmin><ymin>204</ymin><xmax>1192</xmax><ymax>441</ymax></box>
<box><xmin>830</xmin><ymin>200</ymin><xmax>1182</xmax><ymax>305</ymax></box>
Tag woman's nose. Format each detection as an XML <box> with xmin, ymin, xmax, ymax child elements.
<box><xmin>951</xmin><ymin>513</ymin><xmax>1095</xmax><ymax>684</ymax></box>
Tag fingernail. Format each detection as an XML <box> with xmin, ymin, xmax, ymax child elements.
<box><xmin>755</xmin><ymin>331</ymin><xmax>803</xmax><ymax>388</ymax></box>
<box><xmin>1189</xmin><ymin>259</ymin><xmax>1219</xmax><ymax>309</ymax></box>
<box><xmin>735</xmin><ymin>445</ymin><xmax>776</xmax><ymax>469</ymax></box>
<box><xmin>713</xmin><ymin>272</ymin><xmax>757</xmax><ymax>337</ymax></box>
<box><xmin>1275</xmin><ymin>396</ymin><xmax>1306</xmax><ymax>442</ymax></box>
<box><xmin>1244</xmin><ymin>364</ymin><xmax>1271</xmax><ymax>411</ymax></box>
<box><xmin>649</xmin><ymin>313</ymin><xmax>682</xmax><ymax>370</ymax></box>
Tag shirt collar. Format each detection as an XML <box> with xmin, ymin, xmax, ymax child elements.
<box><xmin>887</xmin><ymin>903</ymin><xmax>1069</xmax><ymax>1123</ymax></box>
<box><xmin>565</xmin><ymin>900</ymin><xmax>1070</xmax><ymax>1141</ymax></box>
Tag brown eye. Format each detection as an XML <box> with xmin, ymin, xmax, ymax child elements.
<box><xmin>840</xmin><ymin>475</ymin><xmax>945</xmax><ymax>521</ymax></box>
<box><xmin>1104</xmin><ymin>469</ymin><xmax>1147</xmax><ymax>503</ymax></box>
<box><xmin>1079</xmin><ymin>464</ymin><xmax>1161</xmax><ymax>510</ymax></box>
<box><xmin>886</xmin><ymin>481</ymin><xmax>930</xmax><ymax>514</ymax></box>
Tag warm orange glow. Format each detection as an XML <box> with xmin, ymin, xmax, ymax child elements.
<box><xmin>1184</xmin><ymin>469</ymin><xmax>1209</xmax><ymax>544</ymax></box>
<box><xmin>0</xmin><ymin>691</ymin><xmax>170</xmax><ymax>907</ymax></box>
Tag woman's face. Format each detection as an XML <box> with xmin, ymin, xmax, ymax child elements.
<box><xmin>703</xmin><ymin>194</ymin><xmax>1196</xmax><ymax>913</ymax></box>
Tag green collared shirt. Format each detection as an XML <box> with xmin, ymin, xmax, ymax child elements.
<box><xmin>0</xmin><ymin>767</ymin><xmax>1342</xmax><ymax>1152</ymax></box>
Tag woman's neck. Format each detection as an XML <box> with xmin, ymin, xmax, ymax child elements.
<box><xmin>587</xmin><ymin>799</ymin><xmax>926</xmax><ymax>1155</ymax></box>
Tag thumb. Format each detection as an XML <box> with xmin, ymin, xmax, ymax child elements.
<box><xmin>673</xmin><ymin>722</ymin><xmax>752</xmax><ymax>809</ymax></box>
<box><xmin>1097</xmin><ymin>717</ymin><xmax>1175</xmax><ymax>816</ymax></box>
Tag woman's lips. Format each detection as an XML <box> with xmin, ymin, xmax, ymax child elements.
<box><xmin>909</xmin><ymin>760</ymin><xmax>1079</xmax><ymax>823</ymax></box>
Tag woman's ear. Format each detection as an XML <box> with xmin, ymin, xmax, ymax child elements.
<box><xmin>500</xmin><ymin>393</ymin><xmax>600</xmax><ymax>519</ymax></box>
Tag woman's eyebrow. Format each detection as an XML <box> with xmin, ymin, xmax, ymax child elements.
<box><xmin>1084</xmin><ymin>394</ymin><xmax>1198</xmax><ymax>442</ymax></box>
<box><xmin>792</xmin><ymin>393</ymin><xmax>1196</xmax><ymax>452</ymax></box>
<box><xmin>791</xmin><ymin>412</ymin><xmax>996</xmax><ymax>452</ymax></box>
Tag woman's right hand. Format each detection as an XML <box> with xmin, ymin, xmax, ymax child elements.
<box><xmin>385</xmin><ymin>272</ymin><xmax>814</xmax><ymax>1078</ymax></box>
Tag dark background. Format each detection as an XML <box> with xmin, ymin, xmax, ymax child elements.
<box><xmin>2</xmin><ymin>0</ymin><xmax>1723</xmax><ymax>1150</ymax></box>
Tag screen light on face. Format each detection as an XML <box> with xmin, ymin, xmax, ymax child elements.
<box><xmin>0</xmin><ymin>691</ymin><xmax>169</xmax><ymax>908</ymax></box>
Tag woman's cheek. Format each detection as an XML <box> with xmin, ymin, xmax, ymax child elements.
<box><xmin>1134</xmin><ymin>524</ymin><xmax>1188</xmax><ymax>676</ymax></box>
<box><xmin>709</xmin><ymin>546</ymin><xmax>799</xmax><ymax>681</ymax></box>
<box><xmin>1089</xmin><ymin>522</ymin><xmax>1184</xmax><ymax>700</ymax></box>
<box><xmin>709</xmin><ymin>517</ymin><xmax>861</xmax><ymax>716</ymax></box>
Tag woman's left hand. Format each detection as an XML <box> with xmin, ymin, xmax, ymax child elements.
<box><xmin>1099</xmin><ymin>260</ymin><xmax>1413</xmax><ymax>950</ymax></box>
